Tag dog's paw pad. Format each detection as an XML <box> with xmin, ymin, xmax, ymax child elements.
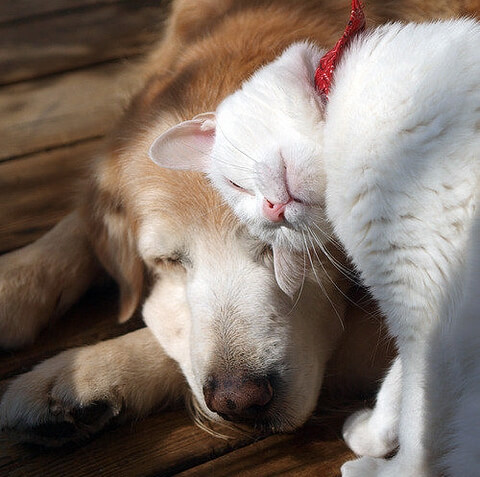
<box><xmin>29</xmin><ymin>421</ymin><xmax>78</xmax><ymax>440</ymax></box>
<box><xmin>70</xmin><ymin>400</ymin><xmax>115</xmax><ymax>427</ymax></box>
<box><xmin>0</xmin><ymin>361</ymin><xmax>123</xmax><ymax>447</ymax></box>
<box><xmin>2</xmin><ymin>398</ymin><xmax>121</xmax><ymax>446</ymax></box>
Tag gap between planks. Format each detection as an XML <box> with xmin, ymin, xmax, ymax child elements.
<box><xmin>0</xmin><ymin>139</ymin><xmax>103</xmax><ymax>253</ymax></box>
<box><xmin>0</xmin><ymin>61</ymin><xmax>139</xmax><ymax>162</ymax></box>
<box><xmin>0</xmin><ymin>0</ymin><xmax>132</xmax><ymax>25</ymax></box>
<box><xmin>0</xmin><ymin>0</ymin><xmax>169</xmax><ymax>85</ymax></box>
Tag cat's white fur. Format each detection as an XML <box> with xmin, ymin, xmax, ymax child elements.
<box><xmin>150</xmin><ymin>19</ymin><xmax>480</xmax><ymax>477</ymax></box>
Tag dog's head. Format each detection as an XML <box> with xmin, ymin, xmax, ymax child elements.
<box><xmin>86</xmin><ymin>3</ymin><xmax>349</xmax><ymax>433</ymax></box>
<box><xmin>91</xmin><ymin>138</ymin><xmax>345</xmax><ymax>432</ymax></box>
<box><xmin>120</xmin><ymin>156</ymin><xmax>343</xmax><ymax>432</ymax></box>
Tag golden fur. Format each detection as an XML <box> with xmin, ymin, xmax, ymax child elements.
<box><xmin>85</xmin><ymin>0</ymin><xmax>479</xmax><ymax>320</ymax></box>
<box><xmin>0</xmin><ymin>0</ymin><xmax>477</xmax><ymax>448</ymax></box>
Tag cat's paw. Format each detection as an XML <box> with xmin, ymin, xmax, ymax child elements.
<box><xmin>0</xmin><ymin>348</ymin><xmax>123</xmax><ymax>446</ymax></box>
<box><xmin>341</xmin><ymin>456</ymin><xmax>383</xmax><ymax>477</ymax></box>
<box><xmin>343</xmin><ymin>408</ymin><xmax>398</xmax><ymax>457</ymax></box>
<box><xmin>341</xmin><ymin>456</ymin><xmax>428</xmax><ymax>477</ymax></box>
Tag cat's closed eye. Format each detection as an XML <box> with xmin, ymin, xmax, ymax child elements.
<box><xmin>227</xmin><ymin>178</ymin><xmax>246</xmax><ymax>191</ymax></box>
<box><xmin>226</xmin><ymin>178</ymin><xmax>255</xmax><ymax>196</ymax></box>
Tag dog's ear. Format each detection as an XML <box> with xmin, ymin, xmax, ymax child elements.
<box><xmin>272</xmin><ymin>245</ymin><xmax>305</xmax><ymax>298</ymax></box>
<box><xmin>149</xmin><ymin>112</ymin><xmax>216</xmax><ymax>172</ymax></box>
<box><xmin>86</xmin><ymin>192</ymin><xmax>144</xmax><ymax>323</ymax></box>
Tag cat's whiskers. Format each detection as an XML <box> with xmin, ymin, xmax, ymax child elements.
<box><xmin>306</xmin><ymin>230</ymin><xmax>374</xmax><ymax>317</ymax></box>
<box><xmin>301</xmin><ymin>231</ymin><xmax>345</xmax><ymax>330</ymax></box>
<box><xmin>211</xmin><ymin>153</ymin><xmax>256</xmax><ymax>174</ymax></box>
<box><xmin>311</xmin><ymin>222</ymin><xmax>343</xmax><ymax>250</ymax></box>
<box><xmin>308</xmin><ymin>229</ymin><xmax>357</xmax><ymax>279</ymax></box>
<box><xmin>174</xmin><ymin>138</ymin><xmax>254</xmax><ymax>175</ymax></box>
<box><xmin>307</xmin><ymin>226</ymin><xmax>362</xmax><ymax>285</ymax></box>
<box><xmin>176</xmin><ymin>139</ymin><xmax>215</xmax><ymax>159</ymax></box>
<box><xmin>287</xmin><ymin>246</ymin><xmax>308</xmax><ymax>316</ymax></box>
<box><xmin>173</xmin><ymin>138</ymin><xmax>257</xmax><ymax>176</ymax></box>
<box><xmin>306</xmin><ymin>230</ymin><xmax>353</xmax><ymax>298</ymax></box>
<box><xmin>369</xmin><ymin>320</ymin><xmax>396</xmax><ymax>369</ymax></box>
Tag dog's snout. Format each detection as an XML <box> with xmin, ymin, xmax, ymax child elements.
<box><xmin>203</xmin><ymin>372</ymin><xmax>273</xmax><ymax>421</ymax></box>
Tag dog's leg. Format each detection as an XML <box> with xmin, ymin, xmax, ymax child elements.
<box><xmin>0</xmin><ymin>211</ymin><xmax>100</xmax><ymax>349</ymax></box>
<box><xmin>0</xmin><ymin>327</ymin><xmax>185</xmax><ymax>446</ymax></box>
<box><xmin>343</xmin><ymin>356</ymin><xmax>401</xmax><ymax>457</ymax></box>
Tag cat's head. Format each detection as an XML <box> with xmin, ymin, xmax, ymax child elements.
<box><xmin>150</xmin><ymin>43</ymin><xmax>330</xmax><ymax>296</ymax></box>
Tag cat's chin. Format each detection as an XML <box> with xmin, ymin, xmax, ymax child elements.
<box><xmin>249</xmin><ymin>223</ymin><xmax>305</xmax><ymax>251</ymax></box>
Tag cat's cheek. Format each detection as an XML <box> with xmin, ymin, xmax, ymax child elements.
<box><xmin>208</xmin><ymin>173</ymin><xmax>241</xmax><ymax>213</ymax></box>
<box><xmin>228</xmin><ymin>194</ymin><xmax>256</xmax><ymax>224</ymax></box>
<box><xmin>245</xmin><ymin>197</ymin><xmax>263</xmax><ymax>225</ymax></box>
<box><xmin>282</xmin><ymin>202</ymin><xmax>308</xmax><ymax>232</ymax></box>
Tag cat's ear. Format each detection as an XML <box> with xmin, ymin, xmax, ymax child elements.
<box><xmin>149</xmin><ymin>112</ymin><xmax>216</xmax><ymax>172</ymax></box>
<box><xmin>273</xmin><ymin>245</ymin><xmax>305</xmax><ymax>298</ymax></box>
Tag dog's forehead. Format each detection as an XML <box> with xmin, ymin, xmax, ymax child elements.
<box><xmin>136</xmin><ymin>196</ymin><xmax>246</xmax><ymax>263</ymax></box>
<box><xmin>137</xmin><ymin>215</ymin><xmax>241</xmax><ymax>257</ymax></box>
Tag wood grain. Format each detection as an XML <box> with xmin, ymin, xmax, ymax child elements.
<box><xmin>0</xmin><ymin>62</ymin><xmax>138</xmax><ymax>161</ymax></box>
<box><xmin>177</xmin><ymin>419</ymin><xmax>355</xmax><ymax>477</ymax></box>
<box><xmin>0</xmin><ymin>1</ymin><xmax>168</xmax><ymax>85</ymax></box>
<box><xmin>0</xmin><ymin>0</ymin><xmax>123</xmax><ymax>24</ymax></box>
<box><xmin>0</xmin><ymin>140</ymin><xmax>103</xmax><ymax>253</ymax></box>
<box><xmin>0</xmin><ymin>406</ymin><xmax>260</xmax><ymax>477</ymax></box>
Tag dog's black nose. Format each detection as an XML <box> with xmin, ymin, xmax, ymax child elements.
<box><xmin>203</xmin><ymin>372</ymin><xmax>273</xmax><ymax>421</ymax></box>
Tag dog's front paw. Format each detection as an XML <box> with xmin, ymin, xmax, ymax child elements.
<box><xmin>0</xmin><ymin>347</ymin><xmax>123</xmax><ymax>446</ymax></box>
<box><xmin>343</xmin><ymin>408</ymin><xmax>398</xmax><ymax>457</ymax></box>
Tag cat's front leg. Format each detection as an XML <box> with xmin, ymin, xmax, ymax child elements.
<box><xmin>341</xmin><ymin>341</ymin><xmax>431</xmax><ymax>477</ymax></box>
<box><xmin>0</xmin><ymin>327</ymin><xmax>185</xmax><ymax>446</ymax></box>
<box><xmin>341</xmin><ymin>455</ymin><xmax>423</xmax><ymax>477</ymax></box>
<box><xmin>343</xmin><ymin>356</ymin><xmax>401</xmax><ymax>458</ymax></box>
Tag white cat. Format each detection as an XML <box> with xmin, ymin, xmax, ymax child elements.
<box><xmin>149</xmin><ymin>19</ymin><xmax>480</xmax><ymax>477</ymax></box>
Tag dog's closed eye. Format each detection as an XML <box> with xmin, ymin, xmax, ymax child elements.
<box><xmin>153</xmin><ymin>252</ymin><xmax>191</xmax><ymax>268</ymax></box>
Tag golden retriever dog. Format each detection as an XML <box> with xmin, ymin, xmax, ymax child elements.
<box><xmin>0</xmin><ymin>0</ymin><xmax>476</xmax><ymax>450</ymax></box>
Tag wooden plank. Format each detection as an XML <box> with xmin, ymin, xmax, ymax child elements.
<box><xmin>0</xmin><ymin>407</ymin><xmax>257</xmax><ymax>477</ymax></box>
<box><xmin>0</xmin><ymin>62</ymin><xmax>137</xmax><ymax>161</ymax></box>
<box><xmin>0</xmin><ymin>1</ymin><xmax>168</xmax><ymax>85</ymax></box>
<box><xmin>177</xmin><ymin>418</ymin><xmax>356</xmax><ymax>477</ymax></box>
<box><xmin>0</xmin><ymin>1</ymin><xmax>122</xmax><ymax>24</ymax></box>
<box><xmin>0</xmin><ymin>140</ymin><xmax>102</xmax><ymax>253</ymax></box>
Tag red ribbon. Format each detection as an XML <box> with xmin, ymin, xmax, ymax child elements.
<box><xmin>314</xmin><ymin>0</ymin><xmax>366</xmax><ymax>99</ymax></box>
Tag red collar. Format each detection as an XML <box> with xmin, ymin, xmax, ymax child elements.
<box><xmin>315</xmin><ymin>0</ymin><xmax>366</xmax><ymax>100</ymax></box>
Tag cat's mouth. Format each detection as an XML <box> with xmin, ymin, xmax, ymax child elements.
<box><xmin>253</xmin><ymin>223</ymin><xmax>305</xmax><ymax>251</ymax></box>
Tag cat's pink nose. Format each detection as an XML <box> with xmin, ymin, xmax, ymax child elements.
<box><xmin>263</xmin><ymin>198</ymin><xmax>289</xmax><ymax>222</ymax></box>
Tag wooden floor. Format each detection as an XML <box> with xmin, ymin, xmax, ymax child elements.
<box><xmin>0</xmin><ymin>1</ymin><xmax>362</xmax><ymax>475</ymax></box>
